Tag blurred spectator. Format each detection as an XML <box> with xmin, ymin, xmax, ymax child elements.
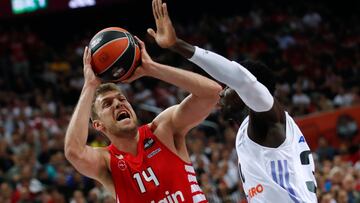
<box><xmin>336</xmin><ymin>114</ymin><xmax>358</xmax><ymax>140</ymax></box>
<box><xmin>342</xmin><ymin>174</ymin><xmax>360</xmax><ymax>203</ymax></box>
<box><xmin>333</xmin><ymin>87</ymin><xmax>354</xmax><ymax>107</ymax></box>
<box><xmin>317</xmin><ymin>94</ymin><xmax>334</xmax><ymax>112</ymax></box>
<box><xmin>0</xmin><ymin>182</ymin><xmax>13</xmax><ymax>203</ymax></box>
<box><xmin>70</xmin><ymin>190</ymin><xmax>87</xmax><ymax>203</ymax></box>
<box><xmin>336</xmin><ymin>189</ymin><xmax>348</xmax><ymax>203</ymax></box>
<box><xmin>302</xmin><ymin>11</ymin><xmax>322</xmax><ymax>28</ymax></box>
<box><xmin>320</xmin><ymin>192</ymin><xmax>336</xmax><ymax>203</ymax></box>
<box><xmin>292</xmin><ymin>85</ymin><xmax>311</xmax><ymax>107</ymax></box>
<box><xmin>132</xmin><ymin>81</ymin><xmax>156</xmax><ymax>106</ymax></box>
<box><xmin>316</xmin><ymin>137</ymin><xmax>337</xmax><ymax>162</ymax></box>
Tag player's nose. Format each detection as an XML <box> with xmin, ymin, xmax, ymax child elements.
<box><xmin>113</xmin><ymin>98</ymin><xmax>122</xmax><ymax>109</ymax></box>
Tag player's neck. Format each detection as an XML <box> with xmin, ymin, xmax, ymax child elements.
<box><xmin>110</xmin><ymin>131</ymin><xmax>140</xmax><ymax>156</ymax></box>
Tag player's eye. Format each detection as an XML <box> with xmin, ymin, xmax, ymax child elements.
<box><xmin>102</xmin><ymin>102</ymin><xmax>111</xmax><ymax>108</ymax></box>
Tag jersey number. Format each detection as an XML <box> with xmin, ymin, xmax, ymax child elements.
<box><xmin>300</xmin><ymin>150</ymin><xmax>316</xmax><ymax>193</ymax></box>
<box><xmin>133</xmin><ymin>167</ymin><xmax>159</xmax><ymax>193</ymax></box>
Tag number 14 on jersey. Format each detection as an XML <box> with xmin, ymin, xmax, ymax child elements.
<box><xmin>133</xmin><ymin>167</ymin><xmax>160</xmax><ymax>193</ymax></box>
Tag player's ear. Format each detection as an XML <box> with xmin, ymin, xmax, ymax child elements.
<box><xmin>92</xmin><ymin>120</ymin><xmax>104</xmax><ymax>131</ymax></box>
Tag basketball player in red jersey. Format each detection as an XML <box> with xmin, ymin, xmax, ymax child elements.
<box><xmin>64</xmin><ymin>32</ymin><xmax>221</xmax><ymax>202</ymax></box>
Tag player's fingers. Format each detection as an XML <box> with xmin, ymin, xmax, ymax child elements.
<box><xmin>83</xmin><ymin>46</ymin><xmax>88</xmax><ymax>64</ymax></box>
<box><xmin>152</xmin><ymin>0</ymin><xmax>158</xmax><ymax>20</ymax></box>
<box><xmin>86</xmin><ymin>48</ymin><xmax>92</xmax><ymax>65</ymax></box>
<box><xmin>134</xmin><ymin>36</ymin><xmax>145</xmax><ymax>50</ymax></box>
<box><xmin>87</xmin><ymin>47</ymin><xmax>92</xmax><ymax>58</ymax></box>
<box><xmin>154</xmin><ymin>0</ymin><xmax>161</xmax><ymax>19</ymax></box>
<box><xmin>158</xmin><ymin>0</ymin><xmax>164</xmax><ymax>17</ymax></box>
<box><xmin>135</xmin><ymin>36</ymin><xmax>151</xmax><ymax>61</ymax></box>
<box><xmin>162</xmin><ymin>3</ymin><xmax>168</xmax><ymax>17</ymax></box>
<box><xmin>122</xmin><ymin>66</ymin><xmax>143</xmax><ymax>83</ymax></box>
<box><xmin>147</xmin><ymin>28</ymin><xmax>156</xmax><ymax>38</ymax></box>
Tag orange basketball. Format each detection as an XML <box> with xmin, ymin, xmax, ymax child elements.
<box><xmin>89</xmin><ymin>27</ymin><xmax>141</xmax><ymax>82</ymax></box>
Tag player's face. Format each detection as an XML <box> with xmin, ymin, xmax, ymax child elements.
<box><xmin>219</xmin><ymin>87</ymin><xmax>246</xmax><ymax>122</ymax></box>
<box><xmin>94</xmin><ymin>91</ymin><xmax>138</xmax><ymax>137</ymax></box>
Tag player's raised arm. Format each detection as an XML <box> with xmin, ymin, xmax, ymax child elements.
<box><xmin>124</xmin><ymin>38</ymin><xmax>222</xmax><ymax>136</ymax></box>
<box><xmin>64</xmin><ymin>47</ymin><xmax>110</xmax><ymax>183</ymax></box>
<box><xmin>148</xmin><ymin>0</ymin><xmax>274</xmax><ymax>113</ymax></box>
<box><xmin>147</xmin><ymin>0</ymin><xmax>194</xmax><ymax>58</ymax></box>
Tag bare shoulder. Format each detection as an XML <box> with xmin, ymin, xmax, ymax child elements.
<box><xmin>151</xmin><ymin>105</ymin><xmax>177</xmax><ymax>137</ymax></box>
<box><xmin>150</xmin><ymin>115</ymin><xmax>175</xmax><ymax>146</ymax></box>
<box><xmin>150</xmin><ymin>107</ymin><xmax>178</xmax><ymax>147</ymax></box>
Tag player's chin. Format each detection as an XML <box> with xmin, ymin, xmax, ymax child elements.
<box><xmin>221</xmin><ymin>108</ymin><xmax>244</xmax><ymax>123</ymax></box>
<box><xmin>121</xmin><ymin>119</ymin><xmax>138</xmax><ymax>129</ymax></box>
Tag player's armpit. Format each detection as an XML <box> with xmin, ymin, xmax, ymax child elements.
<box><xmin>248</xmin><ymin>99</ymin><xmax>286</xmax><ymax>147</ymax></box>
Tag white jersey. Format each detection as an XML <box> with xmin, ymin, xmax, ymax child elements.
<box><xmin>236</xmin><ymin>112</ymin><xmax>317</xmax><ymax>203</ymax></box>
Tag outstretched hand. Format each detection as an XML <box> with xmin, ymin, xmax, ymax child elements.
<box><xmin>122</xmin><ymin>37</ymin><xmax>155</xmax><ymax>83</ymax></box>
<box><xmin>147</xmin><ymin>0</ymin><xmax>177</xmax><ymax>48</ymax></box>
<box><xmin>83</xmin><ymin>46</ymin><xmax>101</xmax><ymax>87</ymax></box>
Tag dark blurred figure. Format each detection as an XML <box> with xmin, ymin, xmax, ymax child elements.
<box><xmin>336</xmin><ymin>114</ymin><xmax>358</xmax><ymax>140</ymax></box>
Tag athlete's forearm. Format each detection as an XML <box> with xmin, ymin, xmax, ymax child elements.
<box><xmin>146</xmin><ymin>60</ymin><xmax>221</xmax><ymax>99</ymax></box>
<box><xmin>65</xmin><ymin>83</ymin><xmax>97</xmax><ymax>157</ymax></box>
<box><xmin>189</xmin><ymin>46</ymin><xmax>273</xmax><ymax>112</ymax></box>
<box><xmin>169</xmin><ymin>38</ymin><xmax>196</xmax><ymax>59</ymax></box>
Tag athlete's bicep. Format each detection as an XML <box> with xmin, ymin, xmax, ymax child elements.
<box><xmin>153</xmin><ymin>94</ymin><xmax>217</xmax><ymax>136</ymax></box>
<box><xmin>171</xmin><ymin>94</ymin><xmax>217</xmax><ymax>135</ymax></box>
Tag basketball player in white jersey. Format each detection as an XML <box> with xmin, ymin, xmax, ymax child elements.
<box><xmin>147</xmin><ymin>0</ymin><xmax>318</xmax><ymax>202</ymax></box>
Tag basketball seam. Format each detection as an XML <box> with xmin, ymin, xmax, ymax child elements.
<box><xmin>94</xmin><ymin>37</ymin><xmax>129</xmax><ymax>75</ymax></box>
<box><xmin>111</xmin><ymin>44</ymin><xmax>137</xmax><ymax>83</ymax></box>
<box><xmin>93</xmin><ymin>28</ymin><xmax>128</xmax><ymax>37</ymax></box>
<box><xmin>120</xmin><ymin>44</ymin><xmax>138</xmax><ymax>80</ymax></box>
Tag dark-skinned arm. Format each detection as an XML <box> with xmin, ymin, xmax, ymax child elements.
<box><xmin>148</xmin><ymin>0</ymin><xmax>286</xmax><ymax>147</ymax></box>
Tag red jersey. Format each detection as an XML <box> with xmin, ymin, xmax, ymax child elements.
<box><xmin>107</xmin><ymin>125</ymin><xmax>207</xmax><ymax>203</ymax></box>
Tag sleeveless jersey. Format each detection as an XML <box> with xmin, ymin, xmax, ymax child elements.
<box><xmin>236</xmin><ymin>112</ymin><xmax>317</xmax><ymax>203</ymax></box>
<box><xmin>107</xmin><ymin>125</ymin><xmax>207</xmax><ymax>203</ymax></box>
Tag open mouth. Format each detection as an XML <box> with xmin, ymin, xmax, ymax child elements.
<box><xmin>116</xmin><ymin>112</ymin><xmax>130</xmax><ymax>121</ymax></box>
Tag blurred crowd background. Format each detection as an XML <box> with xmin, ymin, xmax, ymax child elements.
<box><xmin>0</xmin><ymin>0</ymin><xmax>359</xmax><ymax>202</ymax></box>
